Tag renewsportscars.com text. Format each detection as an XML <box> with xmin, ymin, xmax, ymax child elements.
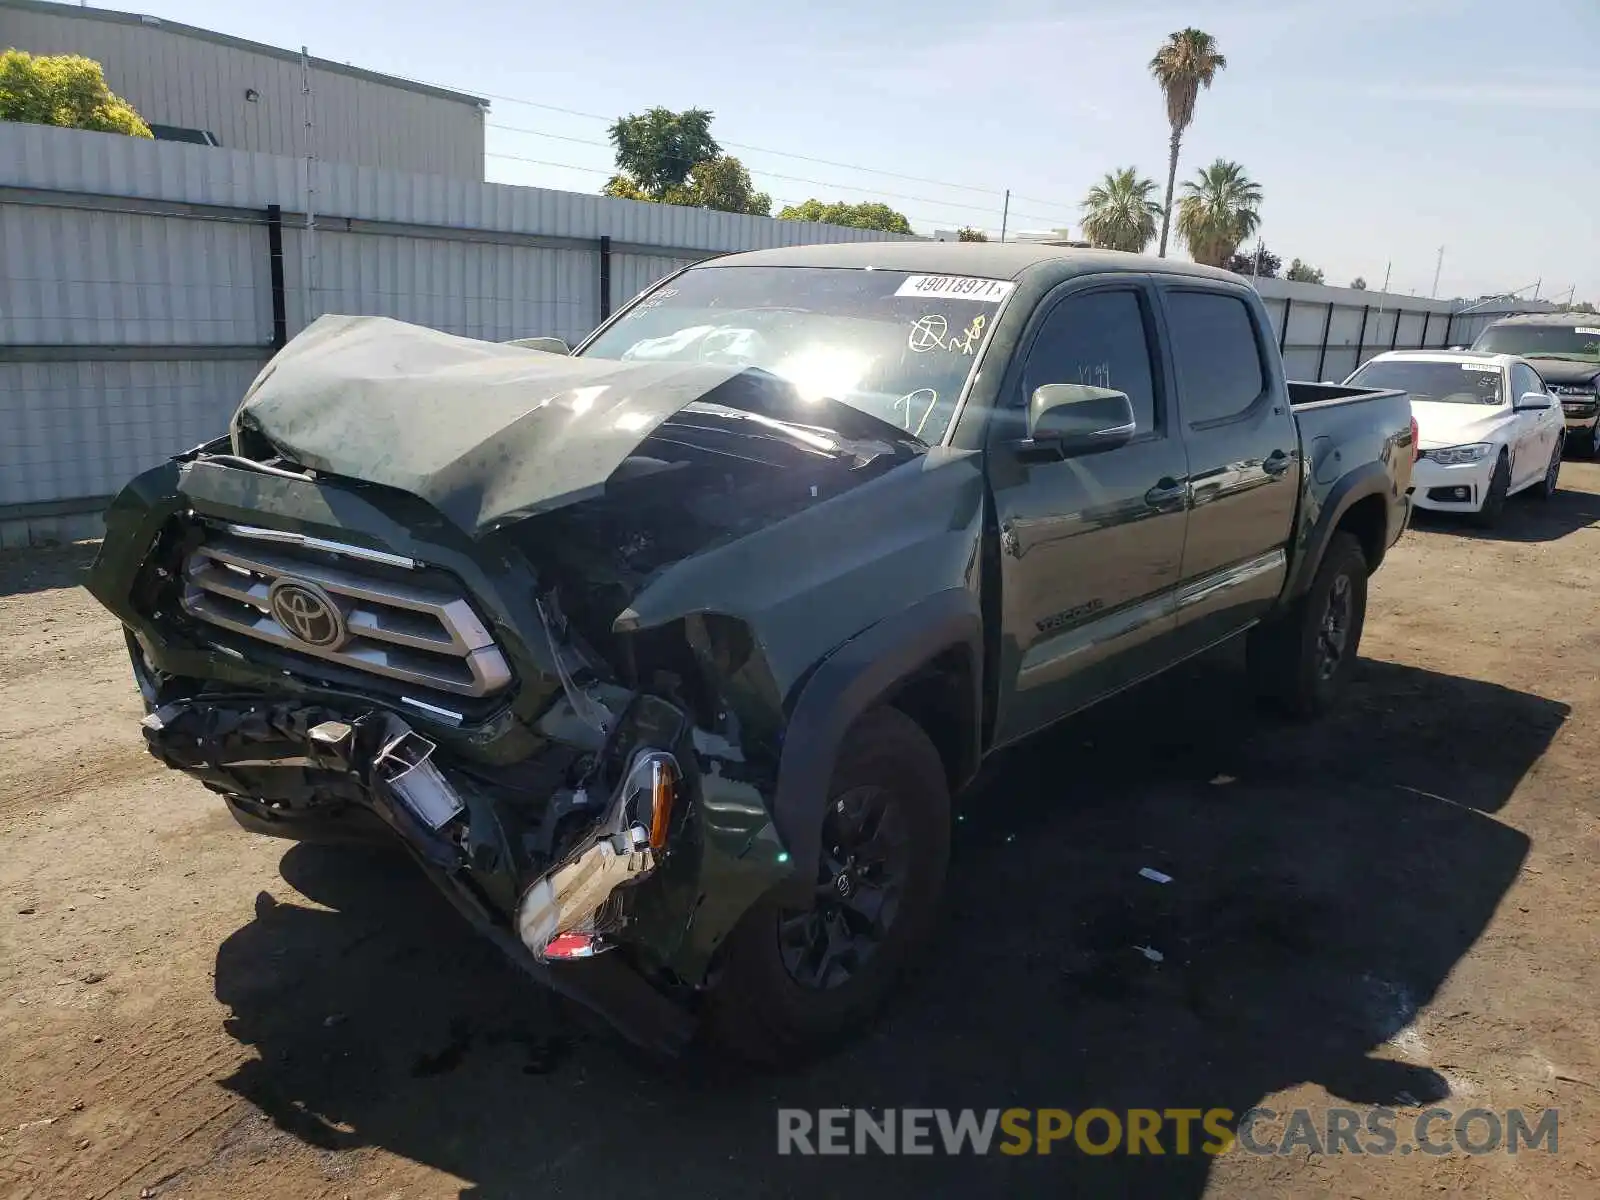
<box><xmin>776</xmin><ymin>1107</ymin><xmax>1558</xmax><ymax>1157</ymax></box>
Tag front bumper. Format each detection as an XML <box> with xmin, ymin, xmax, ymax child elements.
<box><xmin>139</xmin><ymin>694</ymin><xmax>704</xmax><ymax>1054</ymax></box>
<box><xmin>1410</xmin><ymin>454</ymin><xmax>1496</xmax><ymax>513</ymax></box>
<box><xmin>93</xmin><ymin>453</ymin><xmax>799</xmax><ymax>1054</ymax></box>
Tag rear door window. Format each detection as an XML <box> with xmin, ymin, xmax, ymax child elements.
<box><xmin>1164</xmin><ymin>291</ymin><xmax>1268</xmax><ymax>426</ymax></box>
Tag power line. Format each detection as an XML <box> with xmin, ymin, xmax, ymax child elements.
<box><xmin>481</xmin><ymin>150</ymin><xmax>1013</xmax><ymax>236</ymax></box>
<box><xmin>363</xmin><ymin>64</ymin><xmax>1084</xmax><ymax>217</ymax></box>
<box><xmin>486</xmin><ymin>123</ymin><xmax>1073</xmax><ymax>225</ymax></box>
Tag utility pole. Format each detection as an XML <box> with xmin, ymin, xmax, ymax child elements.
<box><xmin>1533</xmin><ymin>278</ymin><xmax>1541</xmax><ymax>301</ymax></box>
<box><xmin>1374</xmin><ymin>261</ymin><xmax>1392</xmax><ymax>324</ymax></box>
<box><xmin>1251</xmin><ymin>238</ymin><xmax>1264</xmax><ymax>280</ymax></box>
<box><xmin>1430</xmin><ymin>246</ymin><xmax>1444</xmax><ymax>299</ymax></box>
<box><xmin>999</xmin><ymin>190</ymin><xmax>1010</xmax><ymax>244</ymax></box>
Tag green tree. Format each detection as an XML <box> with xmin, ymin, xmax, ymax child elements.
<box><xmin>678</xmin><ymin>154</ymin><xmax>771</xmax><ymax>216</ymax></box>
<box><xmin>0</xmin><ymin>49</ymin><xmax>151</xmax><ymax>137</ymax></box>
<box><xmin>777</xmin><ymin>199</ymin><xmax>914</xmax><ymax>234</ymax></box>
<box><xmin>606</xmin><ymin>106</ymin><xmax>718</xmax><ymax>196</ymax></box>
<box><xmin>1079</xmin><ymin>167</ymin><xmax>1162</xmax><ymax>253</ymax></box>
<box><xmin>1348</xmin><ymin>276</ymin><xmax>1367</xmax><ymax>290</ymax></box>
<box><xmin>1285</xmin><ymin>258</ymin><xmax>1325</xmax><ymax>284</ymax></box>
<box><xmin>957</xmin><ymin>226</ymin><xmax>988</xmax><ymax>242</ymax></box>
<box><xmin>1149</xmin><ymin>28</ymin><xmax>1227</xmax><ymax>257</ymax></box>
<box><xmin>1176</xmin><ymin>159</ymin><xmax>1262</xmax><ymax>268</ymax></box>
<box><xmin>1226</xmin><ymin>245</ymin><xmax>1280</xmax><ymax>278</ymax></box>
<box><xmin>601</xmin><ymin>108</ymin><xmax>769</xmax><ymax>215</ymax></box>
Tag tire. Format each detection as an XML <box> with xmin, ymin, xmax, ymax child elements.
<box><xmin>1588</xmin><ymin>422</ymin><xmax>1600</xmax><ymax>460</ymax></box>
<box><xmin>1247</xmin><ymin>531</ymin><xmax>1369</xmax><ymax>720</ymax></box>
<box><xmin>1535</xmin><ymin>438</ymin><xmax>1562</xmax><ymax>501</ymax></box>
<box><xmin>705</xmin><ymin>706</ymin><xmax>950</xmax><ymax>1066</ymax></box>
<box><xmin>1472</xmin><ymin>452</ymin><xmax>1511</xmax><ymax>528</ymax></box>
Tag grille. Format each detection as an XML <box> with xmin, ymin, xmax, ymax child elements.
<box><xmin>180</xmin><ymin>526</ymin><xmax>513</xmax><ymax>699</ymax></box>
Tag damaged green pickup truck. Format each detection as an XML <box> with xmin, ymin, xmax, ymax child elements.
<box><xmin>87</xmin><ymin>243</ymin><xmax>1415</xmax><ymax>1063</ymax></box>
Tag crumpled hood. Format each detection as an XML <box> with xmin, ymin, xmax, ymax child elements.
<box><xmin>232</xmin><ymin>315</ymin><xmax>759</xmax><ymax>537</ymax></box>
<box><xmin>1525</xmin><ymin>358</ymin><xmax>1600</xmax><ymax>388</ymax></box>
<box><xmin>1412</xmin><ymin>401</ymin><xmax>1516</xmax><ymax>450</ymax></box>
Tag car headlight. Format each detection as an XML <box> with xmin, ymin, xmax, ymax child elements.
<box><xmin>1427</xmin><ymin>442</ymin><xmax>1494</xmax><ymax>466</ymax></box>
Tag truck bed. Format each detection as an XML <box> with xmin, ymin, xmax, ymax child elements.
<box><xmin>1288</xmin><ymin>380</ymin><xmax>1407</xmax><ymax>410</ymax></box>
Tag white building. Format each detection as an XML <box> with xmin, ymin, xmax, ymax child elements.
<box><xmin>0</xmin><ymin>0</ymin><xmax>486</xmax><ymax>178</ymax></box>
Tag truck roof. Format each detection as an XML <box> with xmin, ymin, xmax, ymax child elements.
<box><xmin>709</xmin><ymin>241</ymin><xmax>1244</xmax><ymax>287</ymax></box>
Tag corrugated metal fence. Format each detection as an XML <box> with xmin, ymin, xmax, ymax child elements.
<box><xmin>0</xmin><ymin>122</ymin><xmax>1527</xmax><ymax>546</ymax></box>
<box><xmin>0</xmin><ymin>123</ymin><xmax>917</xmax><ymax>544</ymax></box>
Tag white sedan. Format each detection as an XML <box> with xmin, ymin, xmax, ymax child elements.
<box><xmin>1343</xmin><ymin>351</ymin><xmax>1564</xmax><ymax>527</ymax></box>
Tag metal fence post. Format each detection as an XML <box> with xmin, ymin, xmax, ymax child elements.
<box><xmin>1354</xmin><ymin>304</ymin><xmax>1369</xmax><ymax>369</ymax></box>
<box><xmin>1279</xmin><ymin>298</ymin><xmax>1291</xmax><ymax>353</ymax></box>
<box><xmin>1421</xmin><ymin>311</ymin><xmax>1432</xmax><ymax>349</ymax></box>
<box><xmin>598</xmin><ymin>235</ymin><xmax>612</xmax><ymax>323</ymax></box>
<box><xmin>1315</xmin><ymin>301</ymin><xmax>1335</xmax><ymax>380</ymax></box>
<box><xmin>266</xmin><ymin>204</ymin><xmax>288</xmax><ymax>350</ymax></box>
<box><xmin>1389</xmin><ymin>310</ymin><xmax>1402</xmax><ymax>351</ymax></box>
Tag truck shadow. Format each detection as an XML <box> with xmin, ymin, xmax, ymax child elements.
<box><xmin>0</xmin><ymin>541</ymin><xmax>98</xmax><ymax>598</ymax></box>
<box><xmin>212</xmin><ymin>647</ymin><xmax>1561</xmax><ymax>1198</ymax></box>
<box><xmin>1406</xmin><ymin>482</ymin><xmax>1600</xmax><ymax>543</ymax></box>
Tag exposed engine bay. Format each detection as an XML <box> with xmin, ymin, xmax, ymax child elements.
<box><xmin>84</xmin><ymin>312</ymin><xmax>972</xmax><ymax>1053</ymax></box>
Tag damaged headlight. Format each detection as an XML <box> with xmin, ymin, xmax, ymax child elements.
<box><xmin>516</xmin><ymin>749</ymin><xmax>681</xmax><ymax>961</ymax></box>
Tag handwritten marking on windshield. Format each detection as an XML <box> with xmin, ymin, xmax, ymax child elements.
<box><xmin>622</xmin><ymin>288</ymin><xmax>679</xmax><ymax>322</ymax></box>
<box><xmin>907</xmin><ymin>313</ymin><xmax>986</xmax><ymax>355</ymax></box>
<box><xmin>908</xmin><ymin>314</ymin><xmax>949</xmax><ymax>353</ymax></box>
<box><xmin>895</xmin><ymin>389</ymin><xmax>940</xmax><ymax>438</ymax></box>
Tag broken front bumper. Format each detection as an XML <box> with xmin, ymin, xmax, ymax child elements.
<box><xmin>138</xmin><ymin>693</ymin><xmax>792</xmax><ymax>1056</ymax></box>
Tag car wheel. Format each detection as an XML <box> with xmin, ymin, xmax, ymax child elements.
<box><xmin>1472</xmin><ymin>451</ymin><xmax>1511</xmax><ymax>528</ymax></box>
<box><xmin>1588</xmin><ymin>422</ymin><xmax>1600</xmax><ymax>459</ymax></box>
<box><xmin>1248</xmin><ymin>531</ymin><xmax>1369</xmax><ymax>720</ymax></box>
<box><xmin>1535</xmin><ymin>439</ymin><xmax>1561</xmax><ymax>501</ymax></box>
<box><xmin>705</xmin><ymin>706</ymin><xmax>950</xmax><ymax>1066</ymax></box>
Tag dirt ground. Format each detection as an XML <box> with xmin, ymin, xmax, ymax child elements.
<box><xmin>3</xmin><ymin>465</ymin><xmax>1599</xmax><ymax>1200</ymax></box>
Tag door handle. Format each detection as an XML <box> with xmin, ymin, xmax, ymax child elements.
<box><xmin>1263</xmin><ymin>450</ymin><xmax>1291</xmax><ymax>477</ymax></box>
<box><xmin>1144</xmin><ymin>478</ymin><xmax>1188</xmax><ymax>510</ymax></box>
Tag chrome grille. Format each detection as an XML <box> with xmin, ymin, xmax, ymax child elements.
<box><xmin>180</xmin><ymin>528</ymin><xmax>512</xmax><ymax>699</ymax></box>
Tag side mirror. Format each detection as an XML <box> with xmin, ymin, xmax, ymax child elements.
<box><xmin>1515</xmin><ymin>391</ymin><xmax>1553</xmax><ymax>412</ymax></box>
<box><xmin>1021</xmin><ymin>384</ymin><xmax>1136</xmax><ymax>458</ymax></box>
<box><xmin>508</xmin><ymin>335</ymin><xmax>571</xmax><ymax>355</ymax></box>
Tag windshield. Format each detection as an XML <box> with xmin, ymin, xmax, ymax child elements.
<box><xmin>579</xmin><ymin>265</ymin><xmax>1014</xmax><ymax>443</ymax></box>
<box><xmin>1473</xmin><ymin>323</ymin><xmax>1600</xmax><ymax>361</ymax></box>
<box><xmin>1348</xmin><ymin>359</ymin><xmax>1504</xmax><ymax>405</ymax></box>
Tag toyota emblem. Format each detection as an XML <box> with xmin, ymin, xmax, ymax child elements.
<box><xmin>267</xmin><ymin>579</ymin><xmax>347</xmax><ymax>649</ymax></box>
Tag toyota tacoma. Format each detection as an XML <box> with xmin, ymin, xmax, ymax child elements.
<box><xmin>86</xmin><ymin>244</ymin><xmax>1415</xmax><ymax>1063</ymax></box>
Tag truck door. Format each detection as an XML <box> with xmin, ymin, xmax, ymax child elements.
<box><xmin>988</xmin><ymin>278</ymin><xmax>1191</xmax><ymax>745</ymax></box>
<box><xmin>1158</xmin><ymin>284</ymin><xmax>1299</xmax><ymax>651</ymax></box>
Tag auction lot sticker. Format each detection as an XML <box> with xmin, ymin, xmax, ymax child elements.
<box><xmin>894</xmin><ymin>275</ymin><xmax>1016</xmax><ymax>302</ymax></box>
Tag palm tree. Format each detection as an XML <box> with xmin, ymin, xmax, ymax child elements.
<box><xmin>1079</xmin><ymin>168</ymin><xmax>1162</xmax><ymax>253</ymax></box>
<box><xmin>1176</xmin><ymin>160</ymin><xmax>1263</xmax><ymax>267</ymax></box>
<box><xmin>1149</xmin><ymin>28</ymin><xmax>1227</xmax><ymax>258</ymax></box>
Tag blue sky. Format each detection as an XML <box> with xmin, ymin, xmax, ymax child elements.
<box><xmin>133</xmin><ymin>0</ymin><xmax>1597</xmax><ymax>302</ymax></box>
